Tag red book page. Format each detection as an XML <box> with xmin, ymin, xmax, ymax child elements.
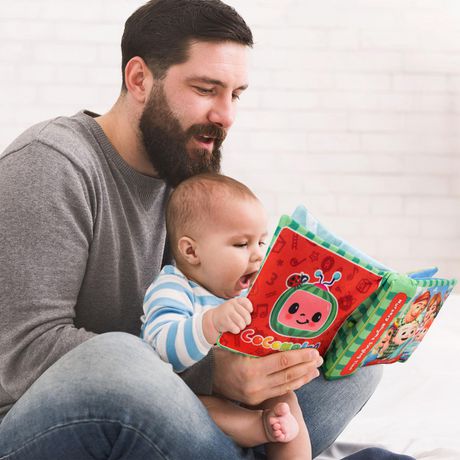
<box><xmin>218</xmin><ymin>227</ymin><xmax>382</xmax><ymax>357</ymax></box>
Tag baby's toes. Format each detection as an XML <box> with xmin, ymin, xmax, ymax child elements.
<box><xmin>273</xmin><ymin>430</ymin><xmax>285</xmax><ymax>441</ymax></box>
<box><xmin>271</xmin><ymin>421</ymin><xmax>281</xmax><ymax>432</ymax></box>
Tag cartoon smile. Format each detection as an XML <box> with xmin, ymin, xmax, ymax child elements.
<box><xmin>270</xmin><ymin>270</ymin><xmax>340</xmax><ymax>339</ymax></box>
<box><xmin>296</xmin><ymin>312</ymin><xmax>322</xmax><ymax>325</ymax></box>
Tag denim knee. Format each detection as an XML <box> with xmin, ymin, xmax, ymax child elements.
<box><xmin>0</xmin><ymin>333</ymin><xmax>243</xmax><ymax>460</ymax></box>
<box><xmin>296</xmin><ymin>364</ymin><xmax>383</xmax><ymax>458</ymax></box>
<box><xmin>47</xmin><ymin>332</ymin><xmax>195</xmax><ymax>424</ymax></box>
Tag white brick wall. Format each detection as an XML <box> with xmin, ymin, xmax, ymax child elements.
<box><xmin>1</xmin><ymin>0</ymin><xmax>459</xmax><ymax>280</ymax></box>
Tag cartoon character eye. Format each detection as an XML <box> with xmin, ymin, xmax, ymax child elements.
<box><xmin>288</xmin><ymin>303</ymin><xmax>300</xmax><ymax>314</ymax></box>
<box><xmin>312</xmin><ymin>312</ymin><xmax>322</xmax><ymax>323</ymax></box>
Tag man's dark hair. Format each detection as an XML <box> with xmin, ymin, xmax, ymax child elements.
<box><xmin>121</xmin><ymin>0</ymin><xmax>253</xmax><ymax>89</ymax></box>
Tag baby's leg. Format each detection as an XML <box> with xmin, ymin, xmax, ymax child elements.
<box><xmin>263</xmin><ymin>391</ymin><xmax>311</xmax><ymax>460</ymax></box>
<box><xmin>199</xmin><ymin>395</ymin><xmax>269</xmax><ymax>448</ymax></box>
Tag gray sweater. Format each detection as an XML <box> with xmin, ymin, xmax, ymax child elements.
<box><xmin>0</xmin><ymin>111</ymin><xmax>212</xmax><ymax>416</ymax></box>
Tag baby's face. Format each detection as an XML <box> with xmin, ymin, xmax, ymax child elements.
<box><xmin>194</xmin><ymin>197</ymin><xmax>268</xmax><ymax>299</ymax></box>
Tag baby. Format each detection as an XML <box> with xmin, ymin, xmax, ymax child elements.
<box><xmin>141</xmin><ymin>173</ymin><xmax>311</xmax><ymax>459</ymax></box>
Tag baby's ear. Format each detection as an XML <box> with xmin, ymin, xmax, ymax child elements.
<box><xmin>177</xmin><ymin>236</ymin><xmax>200</xmax><ymax>265</ymax></box>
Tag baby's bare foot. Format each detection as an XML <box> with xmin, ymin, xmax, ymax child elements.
<box><xmin>263</xmin><ymin>402</ymin><xmax>299</xmax><ymax>443</ymax></box>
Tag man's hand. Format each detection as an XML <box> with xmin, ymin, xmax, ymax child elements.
<box><xmin>212</xmin><ymin>346</ymin><xmax>323</xmax><ymax>406</ymax></box>
<box><xmin>203</xmin><ymin>298</ymin><xmax>253</xmax><ymax>344</ymax></box>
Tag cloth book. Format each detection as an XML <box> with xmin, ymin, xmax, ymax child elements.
<box><xmin>217</xmin><ymin>206</ymin><xmax>457</xmax><ymax>379</ymax></box>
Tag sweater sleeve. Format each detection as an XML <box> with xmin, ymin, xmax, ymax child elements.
<box><xmin>0</xmin><ymin>143</ymin><xmax>96</xmax><ymax>405</ymax></box>
<box><xmin>179</xmin><ymin>350</ymin><xmax>215</xmax><ymax>395</ymax></box>
<box><xmin>141</xmin><ymin>270</ymin><xmax>213</xmax><ymax>373</ymax></box>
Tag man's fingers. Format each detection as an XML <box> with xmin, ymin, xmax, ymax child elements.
<box><xmin>258</xmin><ymin>348</ymin><xmax>321</xmax><ymax>375</ymax></box>
<box><xmin>265</xmin><ymin>359</ymin><xmax>322</xmax><ymax>389</ymax></box>
<box><xmin>211</xmin><ymin>347</ymin><xmax>323</xmax><ymax>407</ymax></box>
<box><xmin>240</xmin><ymin>362</ymin><xmax>322</xmax><ymax>405</ymax></box>
<box><xmin>265</xmin><ymin>371</ymin><xmax>321</xmax><ymax>401</ymax></box>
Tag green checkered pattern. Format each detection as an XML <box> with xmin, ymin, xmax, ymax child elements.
<box><xmin>323</xmin><ymin>272</ymin><xmax>457</xmax><ymax>380</ymax></box>
<box><xmin>272</xmin><ymin>215</ymin><xmax>457</xmax><ymax>380</ymax></box>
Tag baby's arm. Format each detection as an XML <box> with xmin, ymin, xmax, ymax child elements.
<box><xmin>202</xmin><ymin>297</ymin><xmax>253</xmax><ymax>344</ymax></box>
<box><xmin>142</xmin><ymin>271</ymin><xmax>212</xmax><ymax>372</ymax></box>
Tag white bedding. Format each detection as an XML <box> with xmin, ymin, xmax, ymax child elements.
<box><xmin>318</xmin><ymin>293</ymin><xmax>460</xmax><ymax>460</ymax></box>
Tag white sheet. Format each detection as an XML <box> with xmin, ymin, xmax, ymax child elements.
<box><xmin>318</xmin><ymin>293</ymin><xmax>460</xmax><ymax>460</ymax></box>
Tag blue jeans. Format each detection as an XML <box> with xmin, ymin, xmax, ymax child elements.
<box><xmin>296</xmin><ymin>364</ymin><xmax>382</xmax><ymax>457</ymax></box>
<box><xmin>343</xmin><ymin>448</ymin><xmax>415</xmax><ymax>460</ymax></box>
<box><xmin>0</xmin><ymin>333</ymin><xmax>382</xmax><ymax>459</ymax></box>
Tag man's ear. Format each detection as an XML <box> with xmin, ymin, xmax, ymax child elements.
<box><xmin>177</xmin><ymin>236</ymin><xmax>200</xmax><ymax>265</ymax></box>
<box><xmin>124</xmin><ymin>56</ymin><xmax>153</xmax><ymax>104</ymax></box>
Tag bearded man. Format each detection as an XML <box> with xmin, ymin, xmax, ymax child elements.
<box><xmin>0</xmin><ymin>1</ymin><xmax>381</xmax><ymax>459</ymax></box>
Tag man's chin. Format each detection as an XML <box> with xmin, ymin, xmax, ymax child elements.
<box><xmin>189</xmin><ymin>150</ymin><xmax>222</xmax><ymax>174</ymax></box>
<box><xmin>151</xmin><ymin>147</ymin><xmax>221</xmax><ymax>187</ymax></box>
<box><xmin>188</xmin><ymin>146</ymin><xmax>219</xmax><ymax>163</ymax></box>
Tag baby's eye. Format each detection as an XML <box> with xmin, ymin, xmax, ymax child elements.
<box><xmin>259</xmin><ymin>241</ymin><xmax>267</xmax><ymax>247</ymax></box>
<box><xmin>233</xmin><ymin>243</ymin><xmax>248</xmax><ymax>248</ymax></box>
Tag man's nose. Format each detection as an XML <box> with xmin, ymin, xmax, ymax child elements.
<box><xmin>207</xmin><ymin>96</ymin><xmax>235</xmax><ymax>129</ymax></box>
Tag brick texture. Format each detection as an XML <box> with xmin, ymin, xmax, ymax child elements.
<box><xmin>1</xmin><ymin>0</ymin><xmax>459</xmax><ymax>280</ymax></box>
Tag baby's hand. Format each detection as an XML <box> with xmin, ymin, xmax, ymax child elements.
<box><xmin>213</xmin><ymin>297</ymin><xmax>253</xmax><ymax>334</ymax></box>
<box><xmin>203</xmin><ymin>298</ymin><xmax>253</xmax><ymax>344</ymax></box>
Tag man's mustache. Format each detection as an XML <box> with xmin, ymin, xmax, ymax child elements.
<box><xmin>186</xmin><ymin>124</ymin><xmax>227</xmax><ymax>143</ymax></box>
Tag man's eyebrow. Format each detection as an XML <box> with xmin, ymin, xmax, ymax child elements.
<box><xmin>188</xmin><ymin>76</ymin><xmax>248</xmax><ymax>91</ymax></box>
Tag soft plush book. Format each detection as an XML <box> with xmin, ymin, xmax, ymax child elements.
<box><xmin>217</xmin><ymin>206</ymin><xmax>457</xmax><ymax>379</ymax></box>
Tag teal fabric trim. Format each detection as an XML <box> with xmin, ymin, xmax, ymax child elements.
<box><xmin>291</xmin><ymin>205</ymin><xmax>392</xmax><ymax>273</ymax></box>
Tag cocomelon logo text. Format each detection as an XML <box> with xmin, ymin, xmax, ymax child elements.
<box><xmin>269</xmin><ymin>270</ymin><xmax>341</xmax><ymax>339</ymax></box>
<box><xmin>240</xmin><ymin>328</ymin><xmax>320</xmax><ymax>351</ymax></box>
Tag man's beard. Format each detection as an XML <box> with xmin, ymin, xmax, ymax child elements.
<box><xmin>139</xmin><ymin>85</ymin><xmax>225</xmax><ymax>187</ymax></box>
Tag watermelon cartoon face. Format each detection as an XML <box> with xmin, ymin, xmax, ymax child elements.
<box><xmin>270</xmin><ymin>270</ymin><xmax>341</xmax><ymax>339</ymax></box>
<box><xmin>277</xmin><ymin>289</ymin><xmax>333</xmax><ymax>333</ymax></box>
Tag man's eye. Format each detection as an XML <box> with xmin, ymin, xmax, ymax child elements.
<box><xmin>195</xmin><ymin>86</ymin><xmax>213</xmax><ymax>95</ymax></box>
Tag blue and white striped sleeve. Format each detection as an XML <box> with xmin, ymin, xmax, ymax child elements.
<box><xmin>141</xmin><ymin>269</ymin><xmax>213</xmax><ymax>373</ymax></box>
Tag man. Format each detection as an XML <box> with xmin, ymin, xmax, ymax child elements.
<box><xmin>0</xmin><ymin>0</ymin><xmax>381</xmax><ymax>458</ymax></box>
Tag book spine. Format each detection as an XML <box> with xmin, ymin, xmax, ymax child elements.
<box><xmin>323</xmin><ymin>273</ymin><xmax>410</xmax><ymax>379</ymax></box>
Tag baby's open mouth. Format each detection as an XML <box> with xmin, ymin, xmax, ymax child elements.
<box><xmin>238</xmin><ymin>271</ymin><xmax>258</xmax><ymax>290</ymax></box>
